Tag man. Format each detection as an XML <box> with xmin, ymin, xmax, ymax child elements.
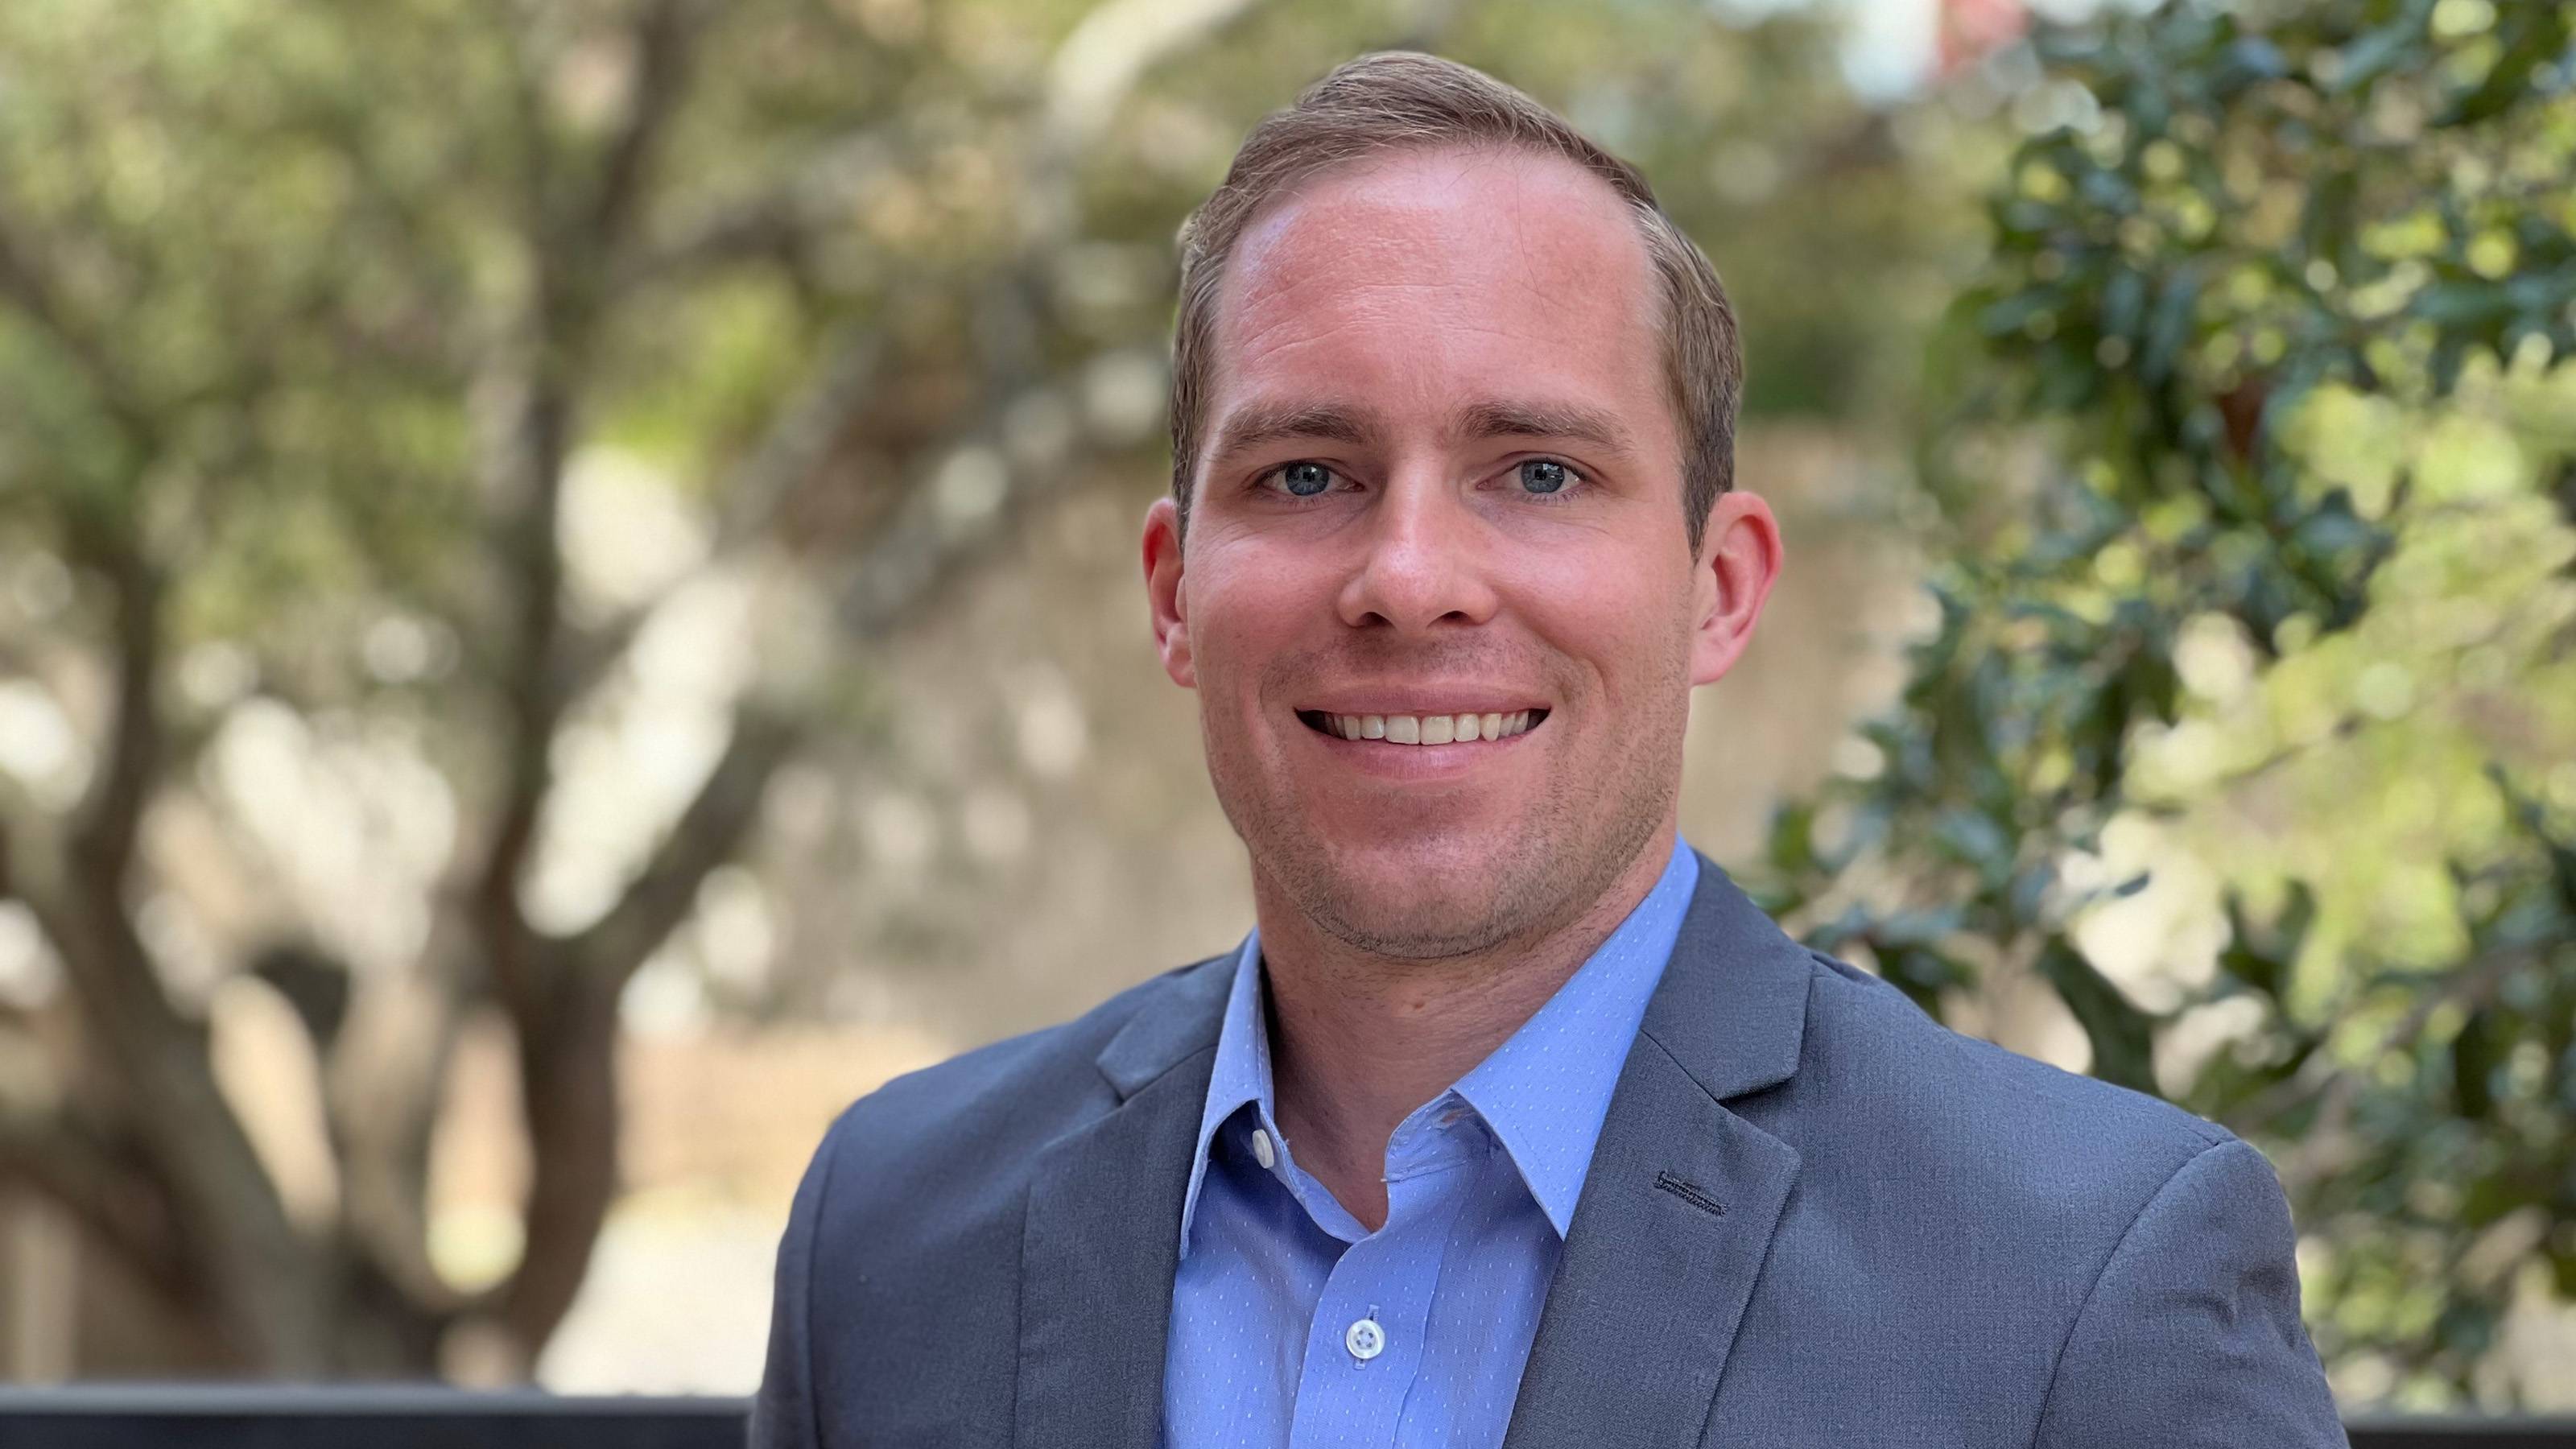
<box><xmin>753</xmin><ymin>52</ymin><xmax>2345</xmax><ymax>1447</ymax></box>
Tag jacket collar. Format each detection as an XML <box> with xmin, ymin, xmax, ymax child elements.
<box><xmin>1636</xmin><ymin>848</ymin><xmax>1814</xmax><ymax>1101</ymax></box>
<box><xmin>1504</xmin><ymin>851</ymin><xmax>1814</xmax><ymax>1446</ymax></box>
<box><xmin>1093</xmin><ymin>947</ymin><xmax>1235</xmax><ymax>1099</ymax></box>
<box><xmin>1021</xmin><ymin>848</ymin><xmax>1816</xmax><ymax>1447</ymax></box>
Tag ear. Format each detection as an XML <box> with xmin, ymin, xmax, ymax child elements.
<box><xmin>1689</xmin><ymin>490</ymin><xmax>1783</xmax><ymax>688</ymax></box>
<box><xmin>1142</xmin><ymin>495</ymin><xmax>1196</xmax><ymax>688</ymax></box>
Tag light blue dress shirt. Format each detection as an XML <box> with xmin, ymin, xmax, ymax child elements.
<box><xmin>1162</xmin><ymin>837</ymin><xmax>1700</xmax><ymax>1448</ymax></box>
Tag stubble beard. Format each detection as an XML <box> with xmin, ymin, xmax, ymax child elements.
<box><xmin>1202</xmin><ymin>667</ymin><xmax>1690</xmax><ymax>965</ymax></box>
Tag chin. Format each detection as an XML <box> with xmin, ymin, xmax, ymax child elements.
<box><xmin>1294</xmin><ymin>845</ymin><xmax>1536</xmax><ymax>960</ymax></box>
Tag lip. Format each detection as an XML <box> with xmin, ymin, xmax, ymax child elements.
<box><xmin>1293</xmin><ymin>692</ymin><xmax>1551</xmax><ymax>716</ymax></box>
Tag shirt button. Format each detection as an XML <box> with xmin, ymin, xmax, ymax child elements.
<box><xmin>1344</xmin><ymin>1317</ymin><xmax>1385</xmax><ymax>1361</ymax></box>
<box><xmin>1250</xmin><ymin>1128</ymin><xmax>1277</xmax><ymax>1171</ymax></box>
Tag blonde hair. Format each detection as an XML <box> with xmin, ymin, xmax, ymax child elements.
<box><xmin>1166</xmin><ymin>51</ymin><xmax>1744</xmax><ymax>551</ymax></box>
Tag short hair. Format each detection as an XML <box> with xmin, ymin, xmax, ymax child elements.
<box><xmin>1166</xmin><ymin>51</ymin><xmax>1744</xmax><ymax>552</ymax></box>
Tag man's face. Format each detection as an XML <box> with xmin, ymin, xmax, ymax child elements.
<box><xmin>1144</xmin><ymin>145</ymin><xmax>1777</xmax><ymax>960</ymax></box>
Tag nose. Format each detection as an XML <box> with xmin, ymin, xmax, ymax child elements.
<box><xmin>1335</xmin><ymin>465</ymin><xmax>1500</xmax><ymax>632</ymax></box>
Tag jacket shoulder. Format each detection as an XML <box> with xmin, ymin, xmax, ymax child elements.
<box><xmin>1710</xmin><ymin>946</ymin><xmax>2328</xmax><ymax>1439</ymax></box>
<box><xmin>804</xmin><ymin>952</ymin><xmax>1230</xmax><ymax>1208</ymax></box>
<box><xmin>758</xmin><ymin>953</ymin><xmax>1231</xmax><ymax>1440</ymax></box>
<box><xmin>1777</xmin><ymin>949</ymin><xmax>2233</xmax><ymax>1221</ymax></box>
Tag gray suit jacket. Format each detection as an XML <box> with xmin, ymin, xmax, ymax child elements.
<box><xmin>751</xmin><ymin>852</ymin><xmax>2346</xmax><ymax>1446</ymax></box>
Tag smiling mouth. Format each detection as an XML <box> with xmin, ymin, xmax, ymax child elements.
<box><xmin>1295</xmin><ymin>708</ymin><xmax>1550</xmax><ymax>745</ymax></box>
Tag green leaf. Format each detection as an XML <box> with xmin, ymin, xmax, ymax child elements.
<box><xmin>2038</xmin><ymin>938</ymin><xmax>2162</xmax><ymax>1094</ymax></box>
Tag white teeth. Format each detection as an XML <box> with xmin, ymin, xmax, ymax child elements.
<box><xmin>1320</xmin><ymin>710</ymin><xmax>1542</xmax><ymax>745</ymax></box>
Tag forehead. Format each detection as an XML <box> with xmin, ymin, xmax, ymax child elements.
<box><xmin>1206</xmin><ymin>145</ymin><xmax>1665</xmax><ymax>429</ymax></box>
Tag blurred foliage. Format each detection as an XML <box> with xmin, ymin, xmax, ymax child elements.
<box><xmin>1752</xmin><ymin>0</ymin><xmax>2576</xmax><ymax>1410</ymax></box>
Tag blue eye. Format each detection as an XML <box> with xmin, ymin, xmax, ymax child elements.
<box><xmin>1518</xmin><ymin>459</ymin><xmax>1573</xmax><ymax>494</ymax></box>
<box><xmin>1278</xmin><ymin>461</ymin><xmax>1334</xmax><ymax>497</ymax></box>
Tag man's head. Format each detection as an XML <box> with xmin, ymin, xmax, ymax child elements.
<box><xmin>1168</xmin><ymin>51</ymin><xmax>1744</xmax><ymax>548</ymax></box>
<box><xmin>1143</xmin><ymin>52</ymin><xmax>1782</xmax><ymax>961</ymax></box>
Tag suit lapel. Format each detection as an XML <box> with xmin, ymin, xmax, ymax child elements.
<box><xmin>1013</xmin><ymin>958</ymin><xmax>1231</xmax><ymax>1447</ymax></box>
<box><xmin>1503</xmin><ymin>853</ymin><xmax>1815</xmax><ymax>1449</ymax></box>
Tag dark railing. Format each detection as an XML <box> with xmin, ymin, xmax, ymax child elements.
<box><xmin>0</xmin><ymin>1388</ymin><xmax>2567</xmax><ymax>1447</ymax></box>
<box><xmin>2353</xmin><ymin>1426</ymin><xmax>2576</xmax><ymax>1449</ymax></box>
<box><xmin>0</xmin><ymin>1387</ymin><xmax>745</xmax><ymax>1448</ymax></box>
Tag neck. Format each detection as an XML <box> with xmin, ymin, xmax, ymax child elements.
<box><xmin>1252</xmin><ymin>825</ymin><xmax>1677</xmax><ymax>1231</ymax></box>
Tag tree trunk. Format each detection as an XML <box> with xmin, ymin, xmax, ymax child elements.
<box><xmin>496</xmin><ymin>968</ymin><xmax>623</xmax><ymax>1369</ymax></box>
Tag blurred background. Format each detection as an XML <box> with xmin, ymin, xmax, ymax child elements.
<box><xmin>0</xmin><ymin>0</ymin><xmax>2569</xmax><ymax>1418</ymax></box>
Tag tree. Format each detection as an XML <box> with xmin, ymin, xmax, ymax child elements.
<box><xmin>1754</xmin><ymin>0</ymin><xmax>2576</xmax><ymax>1407</ymax></box>
<box><xmin>0</xmin><ymin>0</ymin><xmax>1280</xmax><ymax>1376</ymax></box>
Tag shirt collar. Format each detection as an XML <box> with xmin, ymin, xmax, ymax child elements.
<box><xmin>1178</xmin><ymin>925</ymin><xmax>1274</xmax><ymax>1253</ymax></box>
<box><xmin>1178</xmin><ymin>836</ymin><xmax>1699</xmax><ymax>1253</ymax></box>
<box><xmin>1450</xmin><ymin>836</ymin><xmax>1698</xmax><ymax>1235</ymax></box>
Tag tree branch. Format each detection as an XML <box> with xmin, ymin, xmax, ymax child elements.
<box><xmin>622</xmin><ymin>0</ymin><xmax>1260</xmax><ymax>287</ymax></box>
<box><xmin>473</xmin><ymin>0</ymin><xmax>710</xmax><ymax>1015</ymax></box>
<box><xmin>566</xmin><ymin>708</ymin><xmax>803</xmax><ymax>993</ymax></box>
<box><xmin>64</xmin><ymin>547</ymin><xmax>163</xmax><ymax>898</ymax></box>
<box><xmin>588</xmin><ymin>0</ymin><xmax>705</xmax><ymax>263</ymax></box>
<box><xmin>0</xmin><ymin>1104</ymin><xmax>192</xmax><ymax>1298</ymax></box>
<box><xmin>1041</xmin><ymin>0</ymin><xmax>1268</xmax><ymax>154</ymax></box>
<box><xmin>556</xmin><ymin>330</ymin><xmax>885</xmax><ymax>705</ymax></box>
<box><xmin>616</xmin><ymin>126</ymin><xmax>898</xmax><ymax>288</ymax></box>
<box><xmin>2227</xmin><ymin>943</ymin><xmax>2545</xmax><ymax>1191</ymax></box>
<box><xmin>469</xmin><ymin>371</ymin><xmax>574</xmax><ymax>1022</ymax></box>
<box><xmin>31</xmin><ymin>530</ymin><xmax>330</xmax><ymax>1368</ymax></box>
<box><xmin>322</xmin><ymin>922</ymin><xmax>477</xmax><ymax>1323</ymax></box>
<box><xmin>0</xmin><ymin>205</ymin><xmax>159</xmax><ymax>451</ymax></box>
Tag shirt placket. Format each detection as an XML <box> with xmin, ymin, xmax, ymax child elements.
<box><xmin>1283</xmin><ymin>1099</ymin><xmax>1480</xmax><ymax>1449</ymax></box>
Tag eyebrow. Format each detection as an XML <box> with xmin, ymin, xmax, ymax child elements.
<box><xmin>1450</xmin><ymin>399</ymin><xmax>1636</xmax><ymax>455</ymax></box>
<box><xmin>1206</xmin><ymin>401</ymin><xmax>1382</xmax><ymax>466</ymax></box>
<box><xmin>1205</xmin><ymin>397</ymin><xmax>1637</xmax><ymax>468</ymax></box>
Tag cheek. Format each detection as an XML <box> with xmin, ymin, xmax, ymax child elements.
<box><xmin>1509</xmin><ymin>553</ymin><xmax>1695</xmax><ymax>692</ymax></box>
<box><xmin>1185</xmin><ymin>546</ymin><xmax>1319</xmax><ymax>680</ymax></box>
